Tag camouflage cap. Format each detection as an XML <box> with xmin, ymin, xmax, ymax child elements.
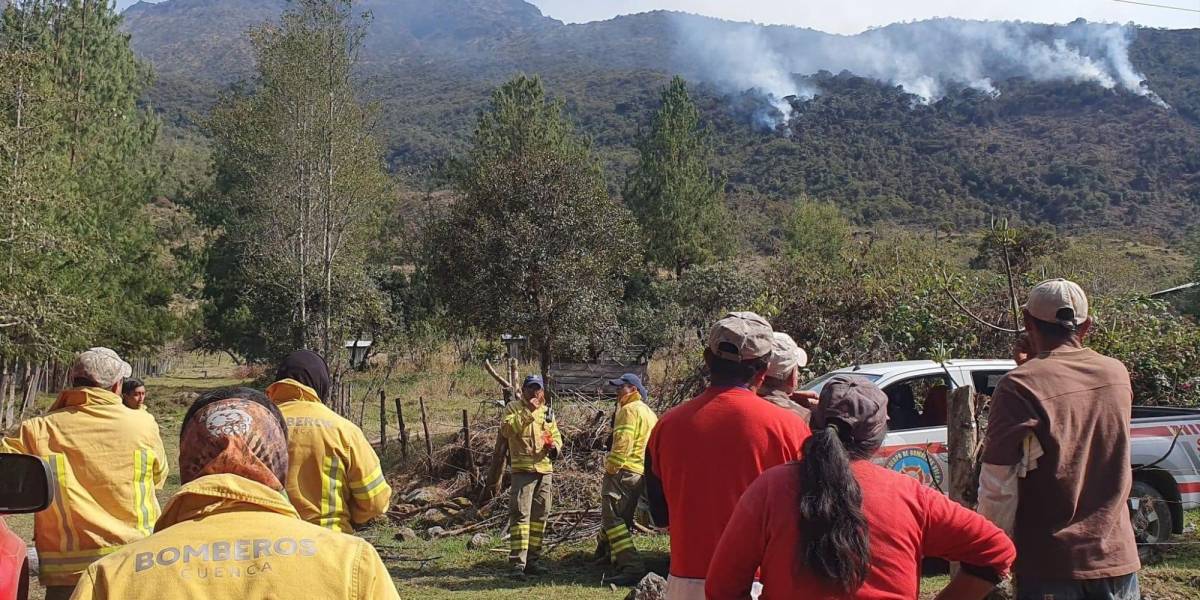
<box><xmin>707</xmin><ymin>311</ymin><xmax>774</xmax><ymax>361</ymax></box>
<box><xmin>69</xmin><ymin>347</ymin><xmax>132</xmax><ymax>389</ymax></box>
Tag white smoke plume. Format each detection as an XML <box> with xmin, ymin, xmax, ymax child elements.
<box><xmin>671</xmin><ymin>16</ymin><xmax>1168</xmax><ymax>127</ymax></box>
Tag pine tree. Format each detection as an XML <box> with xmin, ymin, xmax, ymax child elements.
<box><xmin>0</xmin><ymin>0</ymin><xmax>178</xmax><ymax>359</ymax></box>
<box><xmin>623</xmin><ymin>76</ymin><xmax>731</xmax><ymax>276</ymax></box>
<box><xmin>427</xmin><ymin>75</ymin><xmax>638</xmax><ymax>377</ymax></box>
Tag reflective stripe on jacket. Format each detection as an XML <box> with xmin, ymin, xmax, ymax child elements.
<box><xmin>69</xmin><ymin>474</ymin><xmax>400</xmax><ymax>600</ymax></box>
<box><xmin>2</xmin><ymin>387</ymin><xmax>167</xmax><ymax>586</ymax></box>
<box><xmin>266</xmin><ymin>379</ymin><xmax>392</xmax><ymax>533</ymax></box>
<box><xmin>500</xmin><ymin>400</ymin><xmax>562</xmax><ymax>474</ymax></box>
<box><xmin>605</xmin><ymin>392</ymin><xmax>658</xmax><ymax>475</ymax></box>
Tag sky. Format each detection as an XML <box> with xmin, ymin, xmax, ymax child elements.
<box><xmin>114</xmin><ymin>0</ymin><xmax>1200</xmax><ymax>32</ymax></box>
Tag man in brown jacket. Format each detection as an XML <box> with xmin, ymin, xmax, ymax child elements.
<box><xmin>979</xmin><ymin>279</ymin><xmax>1140</xmax><ymax>600</ymax></box>
<box><xmin>755</xmin><ymin>332</ymin><xmax>812</xmax><ymax>422</ymax></box>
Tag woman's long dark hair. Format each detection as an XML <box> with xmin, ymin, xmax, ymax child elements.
<box><xmin>797</xmin><ymin>423</ymin><xmax>872</xmax><ymax>592</ymax></box>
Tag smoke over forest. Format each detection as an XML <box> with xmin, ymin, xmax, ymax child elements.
<box><xmin>672</xmin><ymin>17</ymin><xmax>1168</xmax><ymax>126</ymax></box>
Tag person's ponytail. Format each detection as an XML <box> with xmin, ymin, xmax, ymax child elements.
<box><xmin>796</xmin><ymin>424</ymin><xmax>871</xmax><ymax>592</ymax></box>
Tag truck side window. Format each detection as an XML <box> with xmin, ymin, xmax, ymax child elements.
<box><xmin>884</xmin><ymin>374</ymin><xmax>952</xmax><ymax>431</ymax></box>
<box><xmin>970</xmin><ymin>370</ymin><xmax>1010</xmax><ymax>397</ymax></box>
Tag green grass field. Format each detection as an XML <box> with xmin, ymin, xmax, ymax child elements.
<box><xmin>7</xmin><ymin>353</ymin><xmax>1200</xmax><ymax>599</ymax></box>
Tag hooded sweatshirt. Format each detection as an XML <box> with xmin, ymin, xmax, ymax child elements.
<box><xmin>2</xmin><ymin>387</ymin><xmax>167</xmax><ymax>586</ymax></box>
<box><xmin>69</xmin><ymin>474</ymin><xmax>399</xmax><ymax>599</ymax></box>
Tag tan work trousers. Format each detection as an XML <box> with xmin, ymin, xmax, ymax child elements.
<box><xmin>508</xmin><ymin>471</ymin><xmax>553</xmax><ymax>570</ymax></box>
<box><xmin>597</xmin><ymin>469</ymin><xmax>645</xmax><ymax>573</ymax></box>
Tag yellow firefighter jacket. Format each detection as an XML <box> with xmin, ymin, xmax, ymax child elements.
<box><xmin>265</xmin><ymin>379</ymin><xmax>392</xmax><ymax>533</ymax></box>
<box><xmin>1</xmin><ymin>387</ymin><xmax>167</xmax><ymax>586</ymax></box>
<box><xmin>605</xmin><ymin>391</ymin><xmax>658</xmax><ymax>476</ymax></box>
<box><xmin>68</xmin><ymin>473</ymin><xmax>400</xmax><ymax>600</ymax></box>
<box><xmin>500</xmin><ymin>399</ymin><xmax>563</xmax><ymax>474</ymax></box>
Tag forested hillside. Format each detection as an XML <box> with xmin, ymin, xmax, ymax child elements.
<box><xmin>122</xmin><ymin>0</ymin><xmax>1200</xmax><ymax>236</ymax></box>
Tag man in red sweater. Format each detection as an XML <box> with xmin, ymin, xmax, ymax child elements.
<box><xmin>644</xmin><ymin>312</ymin><xmax>811</xmax><ymax>599</ymax></box>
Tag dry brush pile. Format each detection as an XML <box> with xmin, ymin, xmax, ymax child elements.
<box><xmin>384</xmin><ymin>393</ymin><xmax>638</xmax><ymax>549</ymax></box>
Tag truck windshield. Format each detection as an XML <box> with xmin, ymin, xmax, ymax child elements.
<box><xmin>801</xmin><ymin>372</ymin><xmax>882</xmax><ymax>394</ymax></box>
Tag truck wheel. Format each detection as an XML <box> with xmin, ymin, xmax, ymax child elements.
<box><xmin>1130</xmin><ymin>479</ymin><xmax>1173</xmax><ymax>562</ymax></box>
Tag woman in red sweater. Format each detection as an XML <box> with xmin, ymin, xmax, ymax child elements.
<box><xmin>706</xmin><ymin>376</ymin><xmax>1015</xmax><ymax>600</ymax></box>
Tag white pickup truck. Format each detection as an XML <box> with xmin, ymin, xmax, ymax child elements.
<box><xmin>802</xmin><ymin>359</ymin><xmax>1200</xmax><ymax>554</ymax></box>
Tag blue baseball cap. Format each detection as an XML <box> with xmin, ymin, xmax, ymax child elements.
<box><xmin>607</xmin><ymin>373</ymin><xmax>643</xmax><ymax>388</ymax></box>
<box><xmin>522</xmin><ymin>375</ymin><xmax>544</xmax><ymax>389</ymax></box>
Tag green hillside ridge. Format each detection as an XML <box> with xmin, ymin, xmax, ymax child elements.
<box><xmin>124</xmin><ymin>0</ymin><xmax>1200</xmax><ymax>237</ymax></box>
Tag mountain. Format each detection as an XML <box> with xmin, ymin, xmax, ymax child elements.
<box><xmin>124</xmin><ymin>0</ymin><xmax>560</xmax><ymax>80</ymax></box>
<box><xmin>122</xmin><ymin>0</ymin><xmax>1200</xmax><ymax>237</ymax></box>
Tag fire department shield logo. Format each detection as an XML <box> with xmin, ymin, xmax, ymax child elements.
<box><xmin>885</xmin><ymin>447</ymin><xmax>944</xmax><ymax>488</ymax></box>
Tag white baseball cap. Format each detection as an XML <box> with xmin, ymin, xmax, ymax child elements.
<box><xmin>766</xmin><ymin>332</ymin><xmax>808</xmax><ymax>379</ymax></box>
<box><xmin>69</xmin><ymin>347</ymin><xmax>132</xmax><ymax>389</ymax></box>
<box><xmin>1024</xmin><ymin>279</ymin><xmax>1089</xmax><ymax>330</ymax></box>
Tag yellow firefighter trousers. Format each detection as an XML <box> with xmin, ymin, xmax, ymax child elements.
<box><xmin>508</xmin><ymin>471</ymin><xmax>553</xmax><ymax>570</ymax></box>
<box><xmin>598</xmin><ymin>470</ymin><xmax>645</xmax><ymax>573</ymax></box>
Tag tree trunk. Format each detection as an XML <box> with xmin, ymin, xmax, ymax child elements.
<box><xmin>321</xmin><ymin>15</ymin><xmax>336</xmax><ymax>361</ymax></box>
<box><xmin>5</xmin><ymin>360</ymin><xmax>20</xmax><ymax>420</ymax></box>
<box><xmin>67</xmin><ymin>0</ymin><xmax>88</xmax><ymax>168</ymax></box>
<box><xmin>538</xmin><ymin>339</ymin><xmax>552</xmax><ymax>401</ymax></box>
<box><xmin>0</xmin><ymin>357</ymin><xmax>11</xmax><ymax>429</ymax></box>
<box><xmin>19</xmin><ymin>363</ymin><xmax>42</xmax><ymax>420</ymax></box>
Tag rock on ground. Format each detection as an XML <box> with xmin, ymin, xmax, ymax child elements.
<box><xmin>467</xmin><ymin>533</ymin><xmax>492</xmax><ymax>550</ymax></box>
<box><xmin>405</xmin><ymin>487</ymin><xmax>441</xmax><ymax>505</ymax></box>
<box><xmin>426</xmin><ymin>526</ymin><xmax>446</xmax><ymax>539</ymax></box>
<box><xmin>422</xmin><ymin>508</ymin><xmax>448</xmax><ymax>525</ymax></box>
<box><xmin>394</xmin><ymin>527</ymin><xmax>419</xmax><ymax>543</ymax></box>
<box><xmin>623</xmin><ymin>572</ymin><xmax>667</xmax><ymax>600</ymax></box>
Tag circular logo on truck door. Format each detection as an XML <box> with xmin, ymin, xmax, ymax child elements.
<box><xmin>885</xmin><ymin>447</ymin><xmax>944</xmax><ymax>489</ymax></box>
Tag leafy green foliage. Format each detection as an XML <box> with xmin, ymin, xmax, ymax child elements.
<box><xmin>769</xmin><ymin>233</ymin><xmax>1004</xmax><ymax>377</ymax></box>
<box><xmin>784</xmin><ymin>199</ymin><xmax>852</xmax><ymax>263</ymax></box>
<box><xmin>0</xmin><ymin>0</ymin><xmax>192</xmax><ymax>360</ymax></box>
<box><xmin>623</xmin><ymin>77</ymin><xmax>731</xmax><ymax>275</ymax></box>
<box><xmin>198</xmin><ymin>0</ymin><xmax>393</xmax><ymax>364</ymax></box>
<box><xmin>762</xmin><ymin>230</ymin><xmax>1200</xmax><ymax>406</ymax></box>
<box><xmin>1090</xmin><ymin>297</ymin><xmax>1200</xmax><ymax>406</ymax></box>
<box><xmin>970</xmin><ymin>224</ymin><xmax>1067</xmax><ymax>276</ymax></box>
<box><xmin>426</xmin><ymin>75</ymin><xmax>638</xmax><ymax>373</ymax></box>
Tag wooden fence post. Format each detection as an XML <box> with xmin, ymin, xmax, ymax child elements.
<box><xmin>947</xmin><ymin>385</ymin><xmax>980</xmax><ymax>509</ymax></box>
<box><xmin>419</xmin><ymin>397</ymin><xmax>434</xmax><ymax>474</ymax></box>
<box><xmin>480</xmin><ymin>435</ymin><xmax>508</xmax><ymax>504</ymax></box>
<box><xmin>395</xmin><ymin>397</ymin><xmax>408</xmax><ymax>458</ymax></box>
<box><xmin>379</xmin><ymin>390</ymin><xmax>387</xmax><ymax>452</ymax></box>
<box><xmin>462</xmin><ymin>409</ymin><xmax>479</xmax><ymax>483</ymax></box>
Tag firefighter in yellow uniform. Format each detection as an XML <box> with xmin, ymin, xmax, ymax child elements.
<box><xmin>265</xmin><ymin>350</ymin><xmax>391</xmax><ymax>533</ymax></box>
<box><xmin>500</xmin><ymin>375</ymin><xmax>562</xmax><ymax>580</ymax></box>
<box><xmin>2</xmin><ymin>348</ymin><xmax>167</xmax><ymax>600</ymax></box>
<box><xmin>595</xmin><ymin>373</ymin><xmax>658</xmax><ymax>586</ymax></box>
<box><xmin>69</xmin><ymin>389</ymin><xmax>400</xmax><ymax>600</ymax></box>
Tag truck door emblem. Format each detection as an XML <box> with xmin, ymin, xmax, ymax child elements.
<box><xmin>885</xmin><ymin>447</ymin><xmax>944</xmax><ymax>488</ymax></box>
